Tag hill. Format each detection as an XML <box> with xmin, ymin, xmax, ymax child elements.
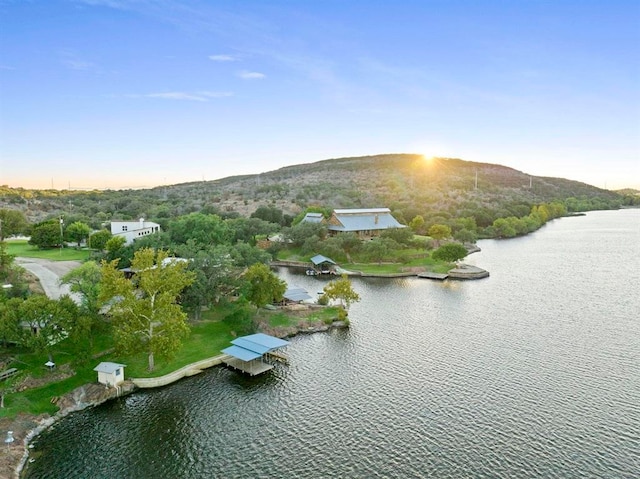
<box><xmin>0</xmin><ymin>154</ymin><xmax>628</xmax><ymax>228</ymax></box>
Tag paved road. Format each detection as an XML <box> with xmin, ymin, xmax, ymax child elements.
<box><xmin>15</xmin><ymin>257</ymin><xmax>83</xmax><ymax>303</ymax></box>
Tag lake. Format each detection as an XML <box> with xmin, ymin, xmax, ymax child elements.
<box><xmin>25</xmin><ymin>209</ymin><xmax>640</xmax><ymax>478</ymax></box>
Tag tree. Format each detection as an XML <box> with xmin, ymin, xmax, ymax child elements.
<box><xmin>65</xmin><ymin>221</ymin><xmax>91</xmax><ymax>247</ymax></box>
<box><xmin>227</xmin><ymin>217</ymin><xmax>280</xmax><ymax>245</ymax></box>
<box><xmin>0</xmin><ymin>209</ymin><xmax>29</xmax><ymax>240</ymax></box>
<box><xmin>334</xmin><ymin>232</ymin><xmax>361</xmax><ymax>263</ymax></box>
<box><xmin>492</xmin><ymin>218</ymin><xmax>517</xmax><ymax>238</ymax></box>
<box><xmin>0</xmin><ymin>298</ymin><xmax>22</xmax><ymax>346</ymax></box>
<box><xmin>409</xmin><ymin>215</ymin><xmax>426</xmax><ymax>235</ymax></box>
<box><xmin>60</xmin><ymin>261</ymin><xmax>103</xmax><ymax>350</ymax></box>
<box><xmin>88</xmin><ymin>229</ymin><xmax>112</xmax><ymax>250</ymax></box>
<box><xmin>432</xmin><ymin>243</ymin><xmax>468</xmax><ymax>263</ymax></box>
<box><xmin>381</xmin><ymin>226</ymin><xmax>414</xmax><ymax>246</ymax></box>
<box><xmin>283</xmin><ymin>221</ymin><xmax>326</xmax><ymax>247</ymax></box>
<box><xmin>323</xmin><ymin>274</ymin><xmax>360</xmax><ymax>310</ymax></box>
<box><xmin>180</xmin><ymin>248</ymin><xmax>237</xmax><ymax>320</ymax></box>
<box><xmin>17</xmin><ymin>295</ymin><xmax>78</xmax><ymax>360</ymax></box>
<box><xmin>0</xmin><ymin>242</ymin><xmax>29</xmax><ymax>299</ymax></box>
<box><xmin>169</xmin><ymin>213</ymin><xmax>231</xmax><ymax>246</ymax></box>
<box><xmin>105</xmin><ymin>235</ymin><xmax>126</xmax><ymax>259</ymax></box>
<box><xmin>29</xmin><ymin>219</ymin><xmax>63</xmax><ymax>249</ymax></box>
<box><xmin>99</xmin><ymin>248</ymin><xmax>195</xmax><ymax>371</ymax></box>
<box><xmin>251</xmin><ymin>205</ymin><xmax>285</xmax><ymax>226</ymax></box>
<box><xmin>427</xmin><ymin>224</ymin><xmax>452</xmax><ymax>246</ymax></box>
<box><xmin>242</xmin><ymin>263</ymin><xmax>286</xmax><ymax>308</ymax></box>
<box><xmin>362</xmin><ymin>237</ymin><xmax>393</xmax><ymax>265</ymax></box>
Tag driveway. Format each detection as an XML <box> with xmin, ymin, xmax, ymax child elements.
<box><xmin>15</xmin><ymin>257</ymin><xmax>83</xmax><ymax>303</ymax></box>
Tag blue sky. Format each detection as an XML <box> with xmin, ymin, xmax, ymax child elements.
<box><xmin>1</xmin><ymin>0</ymin><xmax>638</xmax><ymax>190</ymax></box>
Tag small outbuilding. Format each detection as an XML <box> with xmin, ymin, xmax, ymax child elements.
<box><xmin>94</xmin><ymin>362</ymin><xmax>126</xmax><ymax>387</ymax></box>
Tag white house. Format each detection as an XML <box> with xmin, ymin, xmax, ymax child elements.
<box><xmin>110</xmin><ymin>218</ymin><xmax>161</xmax><ymax>245</ymax></box>
<box><xmin>94</xmin><ymin>362</ymin><xmax>126</xmax><ymax>387</ymax></box>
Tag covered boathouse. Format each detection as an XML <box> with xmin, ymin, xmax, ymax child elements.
<box><xmin>222</xmin><ymin>333</ymin><xmax>289</xmax><ymax>376</ymax></box>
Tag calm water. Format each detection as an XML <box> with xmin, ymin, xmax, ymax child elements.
<box><xmin>26</xmin><ymin>210</ymin><xmax>640</xmax><ymax>479</ymax></box>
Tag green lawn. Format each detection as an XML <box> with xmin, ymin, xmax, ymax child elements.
<box><xmin>6</xmin><ymin>239</ymin><xmax>92</xmax><ymax>261</ymax></box>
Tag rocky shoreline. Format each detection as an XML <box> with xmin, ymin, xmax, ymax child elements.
<box><xmin>2</xmin><ymin>319</ymin><xmax>348</xmax><ymax>479</ymax></box>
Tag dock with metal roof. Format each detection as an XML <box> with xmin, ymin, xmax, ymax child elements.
<box><xmin>221</xmin><ymin>333</ymin><xmax>290</xmax><ymax>376</ymax></box>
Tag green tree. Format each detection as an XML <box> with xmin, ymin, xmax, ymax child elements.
<box><xmin>29</xmin><ymin>219</ymin><xmax>63</xmax><ymax>249</ymax></box>
<box><xmin>381</xmin><ymin>226</ymin><xmax>414</xmax><ymax>246</ymax></box>
<box><xmin>18</xmin><ymin>295</ymin><xmax>78</xmax><ymax>361</ymax></box>
<box><xmin>0</xmin><ymin>298</ymin><xmax>21</xmax><ymax>346</ymax></box>
<box><xmin>427</xmin><ymin>224</ymin><xmax>452</xmax><ymax>246</ymax></box>
<box><xmin>169</xmin><ymin>213</ymin><xmax>231</xmax><ymax>246</ymax></box>
<box><xmin>105</xmin><ymin>235</ymin><xmax>126</xmax><ymax>259</ymax></box>
<box><xmin>251</xmin><ymin>205</ymin><xmax>285</xmax><ymax>226</ymax></box>
<box><xmin>334</xmin><ymin>232</ymin><xmax>361</xmax><ymax>263</ymax></box>
<box><xmin>227</xmin><ymin>217</ymin><xmax>280</xmax><ymax>245</ymax></box>
<box><xmin>60</xmin><ymin>261</ymin><xmax>103</xmax><ymax>351</ymax></box>
<box><xmin>432</xmin><ymin>243</ymin><xmax>468</xmax><ymax>263</ymax></box>
<box><xmin>362</xmin><ymin>237</ymin><xmax>394</xmax><ymax>265</ymax></box>
<box><xmin>99</xmin><ymin>248</ymin><xmax>195</xmax><ymax>371</ymax></box>
<box><xmin>88</xmin><ymin>229</ymin><xmax>112</xmax><ymax>250</ymax></box>
<box><xmin>409</xmin><ymin>215</ymin><xmax>426</xmax><ymax>235</ymax></box>
<box><xmin>242</xmin><ymin>263</ymin><xmax>286</xmax><ymax>308</ymax></box>
<box><xmin>323</xmin><ymin>274</ymin><xmax>360</xmax><ymax>310</ymax></box>
<box><xmin>180</xmin><ymin>248</ymin><xmax>237</xmax><ymax>320</ymax></box>
<box><xmin>65</xmin><ymin>221</ymin><xmax>91</xmax><ymax>247</ymax></box>
<box><xmin>0</xmin><ymin>209</ymin><xmax>29</xmax><ymax>240</ymax></box>
<box><xmin>282</xmin><ymin>221</ymin><xmax>326</xmax><ymax>247</ymax></box>
<box><xmin>492</xmin><ymin>218</ymin><xmax>517</xmax><ymax>238</ymax></box>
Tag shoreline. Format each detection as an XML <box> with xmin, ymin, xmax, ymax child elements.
<box><xmin>5</xmin><ymin>320</ymin><xmax>348</xmax><ymax>479</ymax></box>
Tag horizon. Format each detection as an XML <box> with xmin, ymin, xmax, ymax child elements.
<box><xmin>1</xmin><ymin>153</ymin><xmax>638</xmax><ymax>192</ymax></box>
<box><xmin>1</xmin><ymin>1</ymin><xmax>639</xmax><ymax>190</ymax></box>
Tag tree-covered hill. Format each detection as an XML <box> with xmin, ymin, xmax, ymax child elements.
<box><xmin>0</xmin><ymin>154</ymin><xmax>632</xmax><ymax>229</ymax></box>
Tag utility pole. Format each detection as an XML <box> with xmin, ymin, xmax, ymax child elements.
<box><xmin>59</xmin><ymin>216</ymin><xmax>64</xmax><ymax>255</ymax></box>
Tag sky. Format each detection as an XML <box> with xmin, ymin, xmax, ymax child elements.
<box><xmin>0</xmin><ymin>0</ymin><xmax>639</xmax><ymax>191</ymax></box>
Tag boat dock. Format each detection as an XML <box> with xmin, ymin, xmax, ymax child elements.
<box><xmin>417</xmin><ymin>272</ymin><xmax>449</xmax><ymax>280</ymax></box>
<box><xmin>221</xmin><ymin>333</ymin><xmax>290</xmax><ymax>376</ymax></box>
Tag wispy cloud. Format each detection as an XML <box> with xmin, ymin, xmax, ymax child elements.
<box><xmin>133</xmin><ymin>91</ymin><xmax>233</xmax><ymax>102</ymax></box>
<box><xmin>0</xmin><ymin>65</ymin><xmax>16</xmax><ymax>70</ymax></box>
<box><xmin>238</xmin><ymin>71</ymin><xmax>265</xmax><ymax>80</ymax></box>
<box><xmin>209</xmin><ymin>54</ymin><xmax>237</xmax><ymax>62</ymax></box>
<box><xmin>59</xmin><ymin>50</ymin><xmax>95</xmax><ymax>71</ymax></box>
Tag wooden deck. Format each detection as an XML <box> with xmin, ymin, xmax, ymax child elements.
<box><xmin>417</xmin><ymin>272</ymin><xmax>449</xmax><ymax>280</ymax></box>
<box><xmin>222</xmin><ymin>357</ymin><xmax>274</xmax><ymax>376</ymax></box>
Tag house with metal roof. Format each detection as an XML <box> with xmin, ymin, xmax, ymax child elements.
<box><xmin>327</xmin><ymin>208</ymin><xmax>406</xmax><ymax>237</ymax></box>
<box><xmin>222</xmin><ymin>333</ymin><xmax>289</xmax><ymax>376</ymax></box>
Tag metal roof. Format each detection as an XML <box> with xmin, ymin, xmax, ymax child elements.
<box><xmin>284</xmin><ymin>287</ymin><xmax>312</xmax><ymax>302</ymax></box>
<box><xmin>222</xmin><ymin>333</ymin><xmax>289</xmax><ymax>362</ymax></box>
<box><xmin>93</xmin><ymin>362</ymin><xmax>126</xmax><ymax>374</ymax></box>
<box><xmin>222</xmin><ymin>345</ymin><xmax>263</xmax><ymax>361</ymax></box>
<box><xmin>310</xmin><ymin>254</ymin><xmax>336</xmax><ymax>265</ymax></box>
<box><xmin>301</xmin><ymin>212</ymin><xmax>324</xmax><ymax>223</ymax></box>
<box><xmin>333</xmin><ymin>208</ymin><xmax>390</xmax><ymax>214</ymax></box>
<box><xmin>328</xmin><ymin>211</ymin><xmax>406</xmax><ymax>232</ymax></box>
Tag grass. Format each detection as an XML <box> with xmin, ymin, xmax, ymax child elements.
<box><xmin>0</xmin><ymin>301</ymin><xmax>338</xmax><ymax>417</ymax></box>
<box><xmin>5</xmin><ymin>239</ymin><xmax>92</xmax><ymax>261</ymax></box>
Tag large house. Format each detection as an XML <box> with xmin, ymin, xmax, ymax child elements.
<box><xmin>326</xmin><ymin>208</ymin><xmax>406</xmax><ymax>238</ymax></box>
<box><xmin>110</xmin><ymin>218</ymin><xmax>161</xmax><ymax>245</ymax></box>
